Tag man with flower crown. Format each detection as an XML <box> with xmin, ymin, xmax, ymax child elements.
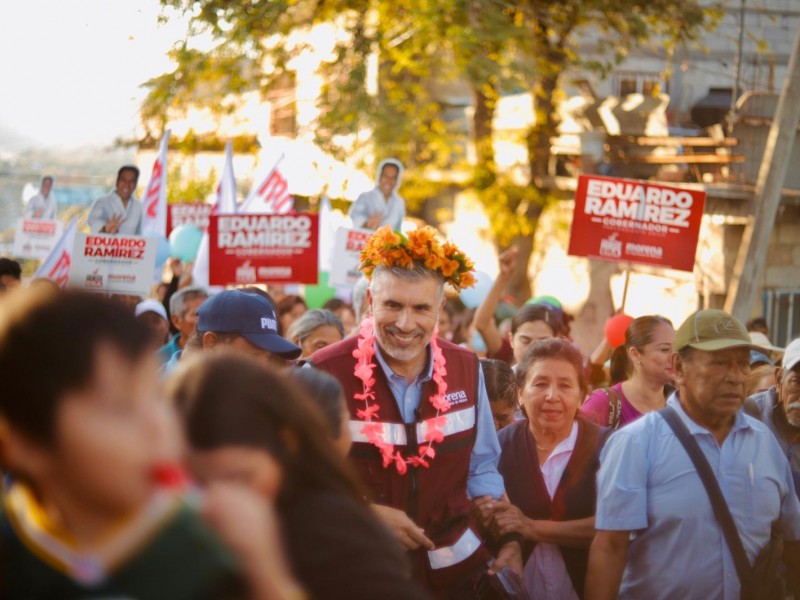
<box><xmin>308</xmin><ymin>226</ymin><xmax>522</xmax><ymax>598</ymax></box>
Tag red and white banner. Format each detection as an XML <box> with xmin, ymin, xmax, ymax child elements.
<box><xmin>240</xmin><ymin>155</ymin><xmax>294</xmax><ymax>215</ymax></box>
<box><xmin>166</xmin><ymin>203</ymin><xmax>214</xmax><ymax>235</ymax></box>
<box><xmin>33</xmin><ymin>219</ymin><xmax>77</xmax><ymax>287</ymax></box>
<box><xmin>208</xmin><ymin>213</ymin><xmax>318</xmax><ymax>285</ymax></box>
<box><xmin>141</xmin><ymin>130</ymin><xmax>170</xmax><ymax>238</ymax></box>
<box><xmin>13</xmin><ymin>218</ymin><xmax>63</xmax><ymax>260</ymax></box>
<box><xmin>69</xmin><ymin>233</ymin><xmax>157</xmax><ymax>296</ymax></box>
<box><xmin>328</xmin><ymin>227</ymin><xmax>371</xmax><ymax>287</ymax></box>
<box><xmin>567</xmin><ymin>175</ymin><xmax>706</xmax><ymax>272</ymax></box>
<box><xmin>193</xmin><ymin>141</ymin><xmax>238</xmax><ymax>288</ymax></box>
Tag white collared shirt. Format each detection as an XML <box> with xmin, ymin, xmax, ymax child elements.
<box><xmin>87</xmin><ymin>191</ymin><xmax>143</xmax><ymax>235</ymax></box>
<box><xmin>526</xmin><ymin>421</ymin><xmax>580</xmax><ymax>600</ymax></box>
<box><xmin>25</xmin><ymin>193</ymin><xmax>57</xmax><ymax>219</ymax></box>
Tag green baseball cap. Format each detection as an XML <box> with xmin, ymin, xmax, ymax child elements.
<box><xmin>674</xmin><ymin>309</ymin><xmax>754</xmax><ymax>352</ymax></box>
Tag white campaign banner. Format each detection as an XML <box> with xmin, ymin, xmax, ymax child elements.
<box><xmin>13</xmin><ymin>218</ymin><xmax>63</xmax><ymax>259</ymax></box>
<box><xmin>69</xmin><ymin>233</ymin><xmax>157</xmax><ymax>296</ymax></box>
<box><xmin>328</xmin><ymin>227</ymin><xmax>372</xmax><ymax>288</ymax></box>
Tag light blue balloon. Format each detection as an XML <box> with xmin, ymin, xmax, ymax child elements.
<box><xmin>168</xmin><ymin>224</ymin><xmax>203</xmax><ymax>263</ymax></box>
<box><xmin>459</xmin><ymin>270</ymin><xmax>493</xmax><ymax>309</ymax></box>
<box><xmin>155</xmin><ymin>236</ymin><xmax>171</xmax><ymax>268</ymax></box>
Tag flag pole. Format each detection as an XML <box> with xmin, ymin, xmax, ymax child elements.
<box><xmin>620</xmin><ymin>266</ymin><xmax>632</xmax><ymax>312</ymax></box>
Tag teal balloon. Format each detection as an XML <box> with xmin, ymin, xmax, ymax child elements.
<box><xmin>155</xmin><ymin>237</ymin><xmax>171</xmax><ymax>269</ymax></box>
<box><xmin>168</xmin><ymin>224</ymin><xmax>203</xmax><ymax>263</ymax></box>
<box><xmin>460</xmin><ymin>271</ymin><xmax>493</xmax><ymax>309</ymax></box>
<box><xmin>526</xmin><ymin>294</ymin><xmax>562</xmax><ymax>310</ymax></box>
<box><xmin>304</xmin><ymin>271</ymin><xmax>336</xmax><ymax>308</ymax></box>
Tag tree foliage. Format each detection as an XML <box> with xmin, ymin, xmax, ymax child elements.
<box><xmin>147</xmin><ymin>0</ymin><xmax>716</xmax><ymax>299</ymax></box>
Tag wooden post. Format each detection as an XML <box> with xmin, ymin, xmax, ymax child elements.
<box><xmin>724</xmin><ymin>22</ymin><xmax>800</xmax><ymax>320</ymax></box>
<box><xmin>620</xmin><ymin>268</ymin><xmax>632</xmax><ymax>313</ymax></box>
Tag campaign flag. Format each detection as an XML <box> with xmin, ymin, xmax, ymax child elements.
<box><xmin>141</xmin><ymin>130</ymin><xmax>170</xmax><ymax>238</ymax></box>
<box><xmin>192</xmin><ymin>141</ymin><xmax>238</xmax><ymax>288</ymax></box>
<box><xmin>33</xmin><ymin>218</ymin><xmax>77</xmax><ymax>287</ymax></box>
<box><xmin>240</xmin><ymin>155</ymin><xmax>294</xmax><ymax>215</ymax></box>
<box><xmin>567</xmin><ymin>174</ymin><xmax>706</xmax><ymax>272</ymax></box>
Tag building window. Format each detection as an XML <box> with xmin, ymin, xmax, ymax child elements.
<box><xmin>613</xmin><ymin>71</ymin><xmax>667</xmax><ymax>97</ymax></box>
<box><xmin>764</xmin><ymin>289</ymin><xmax>800</xmax><ymax>348</ymax></box>
<box><xmin>267</xmin><ymin>72</ymin><xmax>296</xmax><ymax>137</ymax></box>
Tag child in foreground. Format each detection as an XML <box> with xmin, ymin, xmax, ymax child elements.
<box><xmin>0</xmin><ymin>288</ymin><xmax>302</xmax><ymax>600</ymax></box>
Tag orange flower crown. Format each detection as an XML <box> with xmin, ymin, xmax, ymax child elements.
<box><xmin>359</xmin><ymin>225</ymin><xmax>476</xmax><ymax>290</ymax></box>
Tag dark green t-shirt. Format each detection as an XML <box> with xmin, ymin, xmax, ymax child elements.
<box><xmin>0</xmin><ymin>499</ymin><xmax>244</xmax><ymax>600</ymax></box>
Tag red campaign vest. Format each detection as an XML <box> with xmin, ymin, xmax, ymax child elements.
<box><xmin>311</xmin><ymin>337</ymin><xmax>490</xmax><ymax>594</ymax></box>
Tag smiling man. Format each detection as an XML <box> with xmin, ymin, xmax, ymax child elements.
<box><xmin>586</xmin><ymin>309</ymin><xmax>800</xmax><ymax>600</ymax></box>
<box><xmin>348</xmin><ymin>159</ymin><xmax>405</xmax><ymax>231</ymax></box>
<box><xmin>309</xmin><ymin>226</ymin><xmax>521</xmax><ymax>598</ymax></box>
<box><xmin>87</xmin><ymin>166</ymin><xmax>143</xmax><ymax>235</ymax></box>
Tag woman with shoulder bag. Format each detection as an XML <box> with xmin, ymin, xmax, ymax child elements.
<box><xmin>581</xmin><ymin>316</ymin><xmax>674</xmax><ymax>430</ymax></box>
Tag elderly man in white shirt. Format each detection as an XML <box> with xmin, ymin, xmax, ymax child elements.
<box><xmin>25</xmin><ymin>176</ymin><xmax>57</xmax><ymax>220</ymax></box>
<box><xmin>87</xmin><ymin>166</ymin><xmax>143</xmax><ymax>235</ymax></box>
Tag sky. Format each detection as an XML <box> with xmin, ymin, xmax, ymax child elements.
<box><xmin>0</xmin><ymin>1</ymin><xmax>192</xmax><ymax>151</ymax></box>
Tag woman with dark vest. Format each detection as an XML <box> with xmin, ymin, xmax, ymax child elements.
<box><xmin>476</xmin><ymin>338</ymin><xmax>610</xmax><ymax>600</ymax></box>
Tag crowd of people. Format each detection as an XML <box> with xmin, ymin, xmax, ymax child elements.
<box><xmin>2</xmin><ymin>166</ymin><xmax>800</xmax><ymax>600</ymax></box>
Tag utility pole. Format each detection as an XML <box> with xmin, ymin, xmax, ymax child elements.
<box><xmin>725</xmin><ymin>22</ymin><xmax>800</xmax><ymax>320</ymax></box>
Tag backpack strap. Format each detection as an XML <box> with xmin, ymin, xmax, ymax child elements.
<box><xmin>603</xmin><ymin>386</ymin><xmax>623</xmax><ymax>430</ymax></box>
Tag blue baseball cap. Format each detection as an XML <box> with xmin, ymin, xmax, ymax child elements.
<box><xmin>197</xmin><ymin>290</ymin><xmax>302</xmax><ymax>359</ymax></box>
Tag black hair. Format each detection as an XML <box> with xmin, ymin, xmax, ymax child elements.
<box><xmin>170</xmin><ymin>354</ymin><xmax>364</xmax><ymax>506</ymax></box>
<box><xmin>745</xmin><ymin>317</ymin><xmax>769</xmax><ymax>333</ymax></box>
<box><xmin>290</xmin><ymin>367</ymin><xmax>347</xmax><ymax>437</ymax></box>
<box><xmin>515</xmin><ymin>337</ymin><xmax>588</xmax><ymax>397</ymax></box>
<box><xmin>511</xmin><ymin>303</ymin><xmax>561</xmax><ymax>337</ymax></box>
<box><xmin>276</xmin><ymin>294</ymin><xmax>307</xmax><ymax>318</ymax></box>
<box><xmin>0</xmin><ymin>289</ymin><xmax>151</xmax><ymax>445</ymax></box>
<box><xmin>480</xmin><ymin>359</ymin><xmax>517</xmax><ymax>408</ymax></box>
<box><xmin>0</xmin><ymin>258</ymin><xmax>22</xmax><ymax>281</ymax></box>
<box><xmin>117</xmin><ymin>165</ymin><xmax>140</xmax><ymax>184</ymax></box>
<box><xmin>42</xmin><ymin>176</ymin><xmax>53</xmax><ymax>185</ymax></box>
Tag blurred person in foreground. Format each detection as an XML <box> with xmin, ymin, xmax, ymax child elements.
<box><xmin>307</xmin><ymin>226</ymin><xmax>522</xmax><ymax>599</ymax></box>
<box><xmin>87</xmin><ymin>166</ymin><xmax>143</xmax><ymax>235</ymax></box>
<box><xmin>586</xmin><ymin>309</ymin><xmax>800</xmax><ymax>600</ymax></box>
<box><xmin>0</xmin><ymin>288</ymin><xmax>281</xmax><ymax>599</ymax></box>
<box><xmin>750</xmin><ymin>338</ymin><xmax>800</xmax><ymax>498</ymax></box>
<box><xmin>477</xmin><ymin>339</ymin><xmax>610</xmax><ymax>600</ymax></box>
<box><xmin>170</xmin><ymin>353</ymin><xmax>432</xmax><ymax>600</ymax></box>
<box><xmin>581</xmin><ymin>316</ymin><xmax>675</xmax><ymax>430</ymax></box>
<box><xmin>286</xmin><ymin>309</ymin><xmax>344</xmax><ymax>360</ymax></box>
<box><xmin>25</xmin><ymin>176</ymin><xmax>56</xmax><ymax>219</ymax></box>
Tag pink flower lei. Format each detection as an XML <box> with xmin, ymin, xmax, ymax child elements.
<box><xmin>352</xmin><ymin>318</ymin><xmax>451</xmax><ymax>475</ymax></box>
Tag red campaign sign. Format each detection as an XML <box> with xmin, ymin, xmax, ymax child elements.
<box><xmin>208</xmin><ymin>213</ymin><xmax>319</xmax><ymax>285</ymax></box>
<box><xmin>567</xmin><ymin>175</ymin><xmax>706</xmax><ymax>272</ymax></box>
<box><xmin>166</xmin><ymin>203</ymin><xmax>214</xmax><ymax>235</ymax></box>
